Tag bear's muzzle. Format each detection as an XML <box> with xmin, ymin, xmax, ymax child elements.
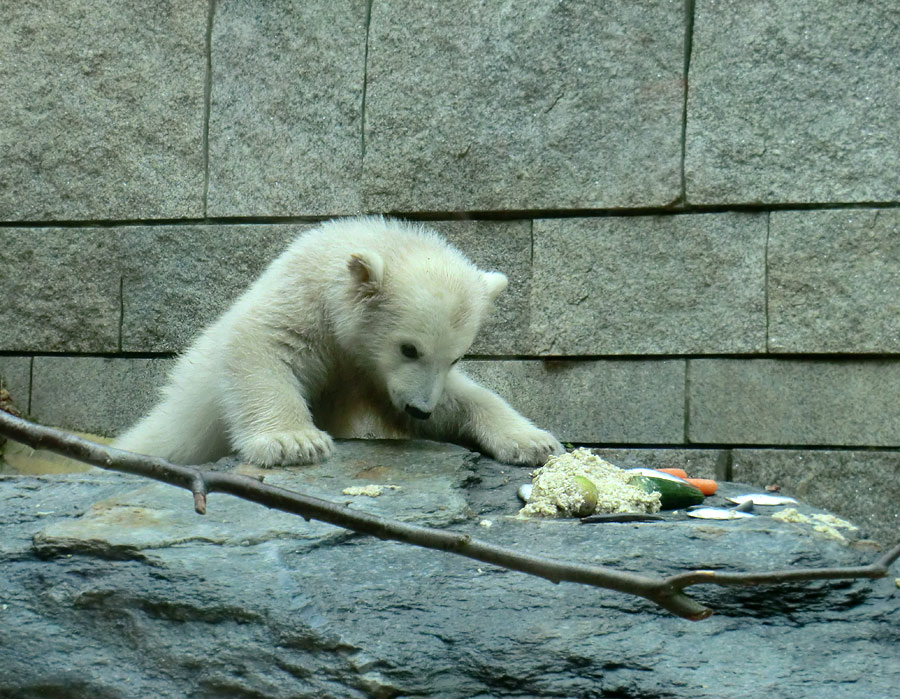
<box><xmin>404</xmin><ymin>405</ymin><xmax>432</xmax><ymax>420</ymax></box>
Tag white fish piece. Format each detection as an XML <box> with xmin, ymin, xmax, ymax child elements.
<box><xmin>627</xmin><ymin>467</ymin><xmax>692</xmax><ymax>484</ymax></box>
<box><xmin>686</xmin><ymin>507</ymin><xmax>755</xmax><ymax>520</ymax></box>
<box><xmin>517</xmin><ymin>483</ymin><xmax>533</xmax><ymax>503</ymax></box>
<box><xmin>726</xmin><ymin>494</ymin><xmax>798</xmax><ymax>506</ymax></box>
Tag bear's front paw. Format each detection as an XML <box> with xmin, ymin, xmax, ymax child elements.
<box><xmin>237</xmin><ymin>426</ymin><xmax>335</xmax><ymax>467</ymax></box>
<box><xmin>483</xmin><ymin>427</ymin><xmax>564</xmax><ymax>468</ymax></box>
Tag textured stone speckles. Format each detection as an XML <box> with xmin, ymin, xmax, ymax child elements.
<box><xmin>462</xmin><ymin>359</ymin><xmax>685</xmax><ymax>444</ymax></box>
<box><xmin>363</xmin><ymin>0</ymin><xmax>684</xmax><ymax>212</ymax></box>
<box><xmin>119</xmin><ymin>225</ymin><xmax>305</xmax><ymax>352</ymax></box>
<box><xmin>768</xmin><ymin>209</ymin><xmax>900</xmax><ymax>353</ymax></box>
<box><xmin>531</xmin><ymin>214</ymin><xmax>767</xmax><ymax>355</ymax></box>
<box><xmin>30</xmin><ymin>357</ymin><xmax>174</xmax><ymax>436</ymax></box>
<box><xmin>688</xmin><ymin>359</ymin><xmax>900</xmax><ymax>447</ymax></box>
<box><xmin>31</xmin><ymin>357</ymin><xmax>172</xmax><ymax>436</ymax></box>
<box><xmin>0</xmin><ymin>1</ymin><xmax>206</xmax><ymax>220</ymax></box>
<box><xmin>206</xmin><ymin>0</ymin><xmax>368</xmax><ymax>217</ymax></box>
<box><xmin>0</xmin><ymin>229</ymin><xmax>122</xmax><ymax>352</ymax></box>
<box><xmin>685</xmin><ymin>0</ymin><xmax>900</xmax><ymax>204</ymax></box>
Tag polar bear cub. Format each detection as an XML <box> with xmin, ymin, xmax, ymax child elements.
<box><xmin>114</xmin><ymin>217</ymin><xmax>563</xmax><ymax>467</ymax></box>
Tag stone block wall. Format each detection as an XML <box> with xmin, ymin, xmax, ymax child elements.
<box><xmin>1</xmin><ymin>1</ymin><xmax>898</xmax><ymax>542</ymax></box>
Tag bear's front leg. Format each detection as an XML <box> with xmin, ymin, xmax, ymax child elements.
<box><xmin>219</xmin><ymin>336</ymin><xmax>333</xmax><ymax>467</ymax></box>
<box><xmin>430</xmin><ymin>371</ymin><xmax>564</xmax><ymax>467</ymax></box>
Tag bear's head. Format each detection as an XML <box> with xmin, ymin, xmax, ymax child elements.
<box><xmin>341</xmin><ymin>243</ymin><xmax>507</xmax><ymax>420</ymax></box>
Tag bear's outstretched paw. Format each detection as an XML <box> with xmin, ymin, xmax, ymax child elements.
<box><xmin>237</xmin><ymin>427</ymin><xmax>335</xmax><ymax>467</ymax></box>
<box><xmin>484</xmin><ymin>427</ymin><xmax>564</xmax><ymax>468</ymax></box>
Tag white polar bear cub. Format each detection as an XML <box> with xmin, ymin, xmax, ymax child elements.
<box><xmin>115</xmin><ymin>217</ymin><xmax>563</xmax><ymax>468</ymax></box>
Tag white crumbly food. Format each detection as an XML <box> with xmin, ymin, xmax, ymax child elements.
<box><xmin>342</xmin><ymin>484</ymin><xmax>400</xmax><ymax>497</ymax></box>
<box><xmin>519</xmin><ymin>448</ymin><xmax>660</xmax><ymax>518</ymax></box>
<box><xmin>772</xmin><ymin>508</ymin><xmax>858</xmax><ymax>541</ymax></box>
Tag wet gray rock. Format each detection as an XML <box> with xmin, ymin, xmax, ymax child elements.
<box><xmin>2</xmin><ymin>440</ymin><xmax>898</xmax><ymax>698</ymax></box>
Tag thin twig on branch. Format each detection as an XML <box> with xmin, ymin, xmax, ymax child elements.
<box><xmin>1</xmin><ymin>409</ymin><xmax>897</xmax><ymax>621</ymax></box>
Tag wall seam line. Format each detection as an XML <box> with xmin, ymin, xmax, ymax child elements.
<box><xmin>360</xmin><ymin>0</ymin><xmax>374</xmax><ymax>169</ymax></box>
<box><xmin>764</xmin><ymin>211</ymin><xmax>771</xmax><ymax>351</ymax></box>
<box><xmin>201</xmin><ymin>0</ymin><xmax>217</xmax><ymax>217</ymax></box>
<box><xmin>683</xmin><ymin>358</ymin><xmax>691</xmax><ymax>444</ymax></box>
<box><xmin>679</xmin><ymin>0</ymin><xmax>696</xmax><ymax>204</ymax></box>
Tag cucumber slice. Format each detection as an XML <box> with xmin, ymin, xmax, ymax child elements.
<box><xmin>627</xmin><ymin>468</ymin><xmax>706</xmax><ymax>510</ymax></box>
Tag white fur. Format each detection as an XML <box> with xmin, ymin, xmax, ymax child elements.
<box><xmin>114</xmin><ymin>217</ymin><xmax>563</xmax><ymax>467</ymax></box>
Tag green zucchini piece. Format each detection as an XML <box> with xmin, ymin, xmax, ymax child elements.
<box><xmin>627</xmin><ymin>468</ymin><xmax>706</xmax><ymax>510</ymax></box>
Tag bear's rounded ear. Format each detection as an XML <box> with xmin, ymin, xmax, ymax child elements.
<box><xmin>348</xmin><ymin>251</ymin><xmax>385</xmax><ymax>296</ymax></box>
<box><xmin>482</xmin><ymin>271</ymin><xmax>508</xmax><ymax>303</ymax></box>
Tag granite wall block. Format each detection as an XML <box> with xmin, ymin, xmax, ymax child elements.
<box><xmin>363</xmin><ymin>0</ymin><xmax>684</xmax><ymax>212</ymax></box>
<box><xmin>689</xmin><ymin>359</ymin><xmax>900</xmax><ymax>447</ymax></box>
<box><xmin>768</xmin><ymin>209</ymin><xmax>900</xmax><ymax>353</ymax></box>
<box><xmin>531</xmin><ymin>213</ymin><xmax>767</xmax><ymax>355</ymax></box>
<box><xmin>0</xmin><ymin>0</ymin><xmax>207</xmax><ymax>220</ymax></box>
<box><xmin>462</xmin><ymin>359</ymin><xmax>685</xmax><ymax>444</ymax></box>
<box><xmin>686</xmin><ymin>0</ymin><xmax>900</xmax><ymax>204</ymax></box>
<box><xmin>0</xmin><ymin>229</ymin><xmax>122</xmax><ymax>352</ymax></box>
<box><xmin>119</xmin><ymin>225</ymin><xmax>305</xmax><ymax>352</ymax></box>
<box><xmin>30</xmin><ymin>357</ymin><xmax>173</xmax><ymax>436</ymax></box>
<box><xmin>0</xmin><ymin>357</ymin><xmax>31</xmax><ymax>414</ymax></box>
<box><xmin>207</xmin><ymin>0</ymin><xmax>368</xmax><ymax>216</ymax></box>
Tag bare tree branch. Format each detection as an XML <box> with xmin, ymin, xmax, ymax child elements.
<box><xmin>1</xmin><ymin>409</ymin><xmax>897</xmax><ymax>621</ymax></box>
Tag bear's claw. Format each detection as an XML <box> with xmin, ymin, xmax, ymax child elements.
<box><xmin>486</xmin><ymin>428</ymin><xmax>564</xmax><ymax>468</ymax></box>
<box><xmin>238</xmin><ymin>427</ymin><xmax>335</xmax><ymax>467</ymax></box>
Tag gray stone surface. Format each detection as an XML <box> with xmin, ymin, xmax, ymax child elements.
<box><xmin>207</xmin><ymin>0</ymin><xmax>368</xmax><ymax>217</ymax></box>
<box><xmin>463</xmin><ymin>359</ymin><xmax>685</xmax><ymax>443</ymax></box>
<box><xmin>363</xmin><ymin>0</ymin><xmax>684</xmax><ymax>212</ymax></box>
<box><xmin>732</xmin><ymin>448</ymin><xmax>900</xmax><ymax>547</ymax></box>
<box><xmin>432</xmin><ymin>220</ymin><xmax>532</xmax><ymax>355</ymax></box>
<box><xmin>531</xmin><ymin>214</ymin><xmax>767</xmax><ymax>354</ymax></box>
<box><xmin>689</xmin><ymin>359</ymin><xmax>900</xmax><ymax>447</ymax></box>
<box><xmin>768</xmin><ymin>209</ymin><xmax>900</xmax><ymax>353</ymax></box>
<box><xmin>2</xmin><ymin>441</ymin><xmax>898</xmax><ymax>698</ymax></box>
<box><xmin>31</xmin><ymin>357</ymin><xmax>173</xmax><ymax>437</ymax></box>
<box><xmin>0</xmin><ymin>0</ymin><xmax>206</xmax><ymax>221</ymax></box>
<box><xmin>0</xmin><ymin>357</ymin><xmax>31</xmax><ymax>413</ymax></box>
<box><xmin>0</xmin><ymin>228</ymin><xmax>121</xmax><ymax>352</ymax></box>
<box><xmin>685</xmin><ymin>1</ymin><xmax>900</xmax><ymax>204</ymax></box>
<box><xmin>120</xmin><ymin>225</ymin><xmax>304</xmax><ymax>352</ymax></box>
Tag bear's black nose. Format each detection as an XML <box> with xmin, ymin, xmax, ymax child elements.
<box><xmin>405</xmin><ymin>405</ymin><xmax>432</xmax><ymax>420</ymax></box>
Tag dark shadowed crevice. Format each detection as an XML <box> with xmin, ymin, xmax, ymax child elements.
<box><xmin>360</xmin><ymin>0</ymin><xmax>374</xmax><ymax>167</ymax></box>
<box><xmin>764</xmin><ymin>211</ymin><xmax>771</xmax><ymax>352</ymax></box>
<box><xmin>118</xmin><ymin>276</ymin><xmax>125</xmax><ymax>353</ymax></box>
<box><xmin>201</xmin><ymin>0</ymin><xmax>217</xmax><ymax>217</ymax></box>
<box><xmin>2</xmin><ymin>200</ymin><xmax>900</xmax><ymax>230</ymax></box>
<box><xmin>28</xmin><ymin>357</ymin><xmax>34</xmax><ymax>415</ymax></box>
<box><xmin>683</xmin><ymin>359</ymin><xmax>692</xmax><ymax>444</ymax></box>
<box><xmin>679</xmin><ymin>0</ymin><xmax>696</xmax><ymax>204</ymax></box>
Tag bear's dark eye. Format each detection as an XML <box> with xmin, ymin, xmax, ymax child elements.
<box><xmin>401</xmin><ymin>343</ymin><xmax>420</xmax><ymax>360</ymax></box>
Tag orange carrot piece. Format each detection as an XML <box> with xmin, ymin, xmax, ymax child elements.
<box><xmin>686</xmin><ymin>478</ymin><xmax>718</xmax><ymax>496</ymax></box>
<box><xmin>656</xmin><ymin>468</ymin><xmax>689</xmax><ymax>479</ymax></box>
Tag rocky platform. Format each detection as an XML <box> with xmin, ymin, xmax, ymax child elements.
<box><xmin>2</xmin><ymin>440</ymin><xmax>898</xmax><ymax>698</ymax></box>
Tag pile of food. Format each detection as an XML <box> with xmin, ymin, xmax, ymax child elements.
<box><xmin>519</xmin><ymin>448</ymin><xmax>662</xmax><ymax>518</ymax></box>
